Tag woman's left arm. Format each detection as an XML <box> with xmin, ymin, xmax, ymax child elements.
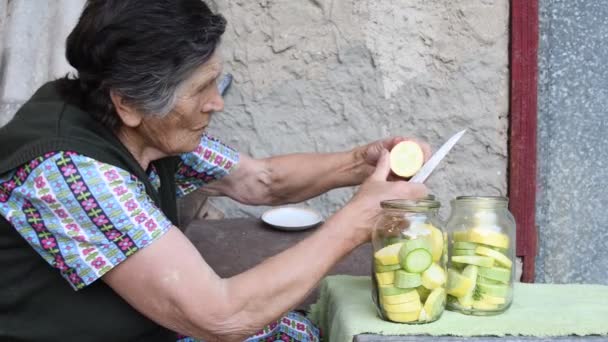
<box><xmin>202</xmin><ymin>137</ymin><xmax>430</xmax><ymax>205</ymax></box>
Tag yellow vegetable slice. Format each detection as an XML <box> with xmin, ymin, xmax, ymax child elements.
<box><xmin>457</xmin><ymin>265</ymin><xmax>479</xmax><ymax>307</ymax></box>
<box><xmin>381</xmin><ymin>289</ymin><xmax>420</xmax><ymax>305</ymax></box>
<box><xmin>481</xmin><ymin>294</ymin><xmax>507</xmax><ymax>305</ymax></box>
<box><xmin>383</xmin><ymin>299</ymin><xmax>422</xmax><ymax>313</ymax></box>
<box><xmin>475</xmin><ymin>246</ymin><xmax>513</xmax><ymax>269</ymax></box>
<box><xmin>389</xmin><ymin>141</ymin><xmax>424</xmax><ymax>178</ymax></box>
<box><xmin>386</xmin><ymin>310</ymin><xmax>420</xmax><ymax>323</ymax></box>
<box><xmin>423</xmin><ymin>288</ymin><xmax>446</xmax><ymax>320</ymax></box>
<box><xmin>446</xmin><ymin>268</ymin><xmax>474</xmax><ymax>297</ymax></box>
<box><xmin>468</xmin><ymin>228</ymin><xmax>509</xmax><ymax>249</ymax></box>
<box><xmin>374</xmin><ymin>263</ymin><xmax>402</xmax><ymax>273</ymax></box>
<box><xmin>425</xmin><ymin>224</ymin><xmax>444</xmax><ymax>262</ymax></box>
<box><xmin>473</xmin><ymin>300</ymin><xmax>499</xmax><ymax>310</ymax></box>
<box><xmin>442</xmin><ymin>232</ymin><xmax>448</xmax><ymax>264</ymax></box>
<box><xmin>374</xmin><ymin>242</ymin><xmax>404</xmax><ymax>266</ymax></box>
<box><xmin>375</xmin><ymin>271</ymin><xmax>395</xmax><ymax>286</ymax></box>
<box><xmin>421</xmin><ymin>263</ymin><xmax>446</xmax><ymax>290</ymax></box>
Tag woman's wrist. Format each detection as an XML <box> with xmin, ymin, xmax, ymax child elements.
<box><xmin>325</xmin><ymin>202</ymin><xmax>375</xmax><ymax>248</ymax></box>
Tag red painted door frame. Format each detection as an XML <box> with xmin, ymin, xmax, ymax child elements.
<box><xmin>509</xmin><ymin>0</ymin><xmax>539</xmax><ymax>283</ymax></box>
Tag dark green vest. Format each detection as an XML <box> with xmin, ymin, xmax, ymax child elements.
<box><xmin>0</xmin><ymin>81</ymin><xmax>179</xmax><ymax>341</ymax></box>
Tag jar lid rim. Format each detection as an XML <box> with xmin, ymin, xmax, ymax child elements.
<box><xmin>380</xmin><ymin>199</ymin><xmax>441</xmax><ymax>210</ymax></box>
<box><xmin>455</xmin><ymin>196</ymin><xmax>508</xmax><ymax>202</ymax></box>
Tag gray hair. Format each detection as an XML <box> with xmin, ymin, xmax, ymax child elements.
<box><xmin>59</xmin><ymin>0</ymin><xmax>226</xmax><ymax>130</ymax></box>
<box><xmin>112</xmin><ymin>56</ymin><xmax>207</xmax><ymax>117</ymax></box>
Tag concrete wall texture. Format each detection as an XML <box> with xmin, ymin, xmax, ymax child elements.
<box><xmin>536</xmin><ymin>0</ymin><xmax>608</xmax><ymax>285</ymax></box>
<box><xmin>0</xmin><ymin>0</ymin><xmax>84</xmax><ymax>126</ymax></box>
<box><xmin>207</xmin><ymin>0</ymin><xmax>510</xmax><ymax>219</ymax></box>
<box><xmin>0</xmin><ymin>0</ymin><xmax>510</xmax><ymax>220</ymax></box>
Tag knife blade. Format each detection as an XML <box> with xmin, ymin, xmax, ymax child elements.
<box><xmin>409</xmin><ymin>129</ymin><xmax>466</xmax><ymax>184</ymax></box>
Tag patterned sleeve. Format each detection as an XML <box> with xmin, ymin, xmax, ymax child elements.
<box><xmin>175</xmin><ymin>134</ymin><xmax>239</xmax><ymax>197</ymax></box>
<box><xmin>0</xmin><ymin>151</ymin><xmax>173</xmax><ymax>290</ymax></box>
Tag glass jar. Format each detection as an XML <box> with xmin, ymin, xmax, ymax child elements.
<box><xmin>371</xmin><ymin>199</ymin><xmax>447</xmax><ymax>324</ymax></box>
<box><xmin>445</xmin><ymin>196</ymin><xmax>516</xmax><ymax>315</ymax></box>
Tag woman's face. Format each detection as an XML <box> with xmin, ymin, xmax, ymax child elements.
<box><xmin>141</xmin><ymin>54</ymin><xmax>224</xmax><ymax>155</ymax></box>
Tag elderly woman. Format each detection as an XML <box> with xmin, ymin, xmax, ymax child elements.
<box><xmin>0</xmin><ymin>0</ymin><xmax>429</xmax><ymax>341</ymax></box>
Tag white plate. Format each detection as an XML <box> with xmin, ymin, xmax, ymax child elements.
<box><xmin>261</xmin><ymin>207</ymin><xmax>323</xmax><ymax>231</ymax></box>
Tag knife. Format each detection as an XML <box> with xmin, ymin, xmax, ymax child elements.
<box><xmin>409</xmin><ymin>129</ymin><xmax>466</xmax><ymax>184</ymax></box>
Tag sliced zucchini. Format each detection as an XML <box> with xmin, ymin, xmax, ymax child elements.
<box><xmin>421</xmin><ymin>263</ymin><xmax>446</xmax><ymax>290</ymax></box>
<box><xmin>394</xmin><ymin>270</ymin><xmax>422</xmax><ymax>288</ymax></box>
<box><xmin>451</xmin><ymin>255</ymin><xmax>494</xmax><ymax>268</ymax></box>
<box><xmin>374</xmin><ymin>242</ymin><xmax>404</xmax><ymax>266</ymax></box>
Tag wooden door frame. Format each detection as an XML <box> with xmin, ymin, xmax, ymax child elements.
<box><xmin>509</xmin><ymin>0</ymin><xmax>539</xmax><ymax>283</ymax></box>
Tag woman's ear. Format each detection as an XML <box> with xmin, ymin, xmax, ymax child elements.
<box><xmin>110</xmin><ymin>89</ymin><xmax>143</xmax><ymax>128</ymax></box>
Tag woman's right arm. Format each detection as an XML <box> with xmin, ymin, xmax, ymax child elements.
<box><xmin>102</xmin><ymin>150</ymin><xmax>427</xmax><ymax>341</ymax></box>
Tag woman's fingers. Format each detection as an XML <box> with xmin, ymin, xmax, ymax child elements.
<box><xmin>394</xmin><ymin>181</ymin><xmax>428</xmax><ymax>199</ymax></box>
<box><xmin>370</xmin><ymin>149</ymin><xmax>391</xmax><ymax>181</ymax></box>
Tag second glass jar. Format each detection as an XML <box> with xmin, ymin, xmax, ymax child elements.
<box><xmin>371</xmin><ymin>199</ymin><xmax>447</xmax><ymax>324</ymax></box>
<box><xmin>445</xmin><ymin>196</ymin><xmax>516</xmax><ymax>316</ymax></box>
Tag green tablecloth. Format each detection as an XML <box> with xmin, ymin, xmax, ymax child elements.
<box><xmin>309</xmin><ymin>275</ymin><xmax>608</xmax><ymax>342</ymax></box>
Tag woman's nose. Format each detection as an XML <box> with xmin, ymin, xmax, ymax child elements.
<box><xmin>203</xmin><ymin>88</ymin><xmax>224</xmax><ymax>113</ymax></box>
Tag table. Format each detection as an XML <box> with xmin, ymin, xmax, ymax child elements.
<box><xmin>184</xmin><ymin>219</ymin><xmax>608</xmax><ymax>341</ymax></box>
<box><xmin>183</xmin><ymin>218</ymin><xmax>372</xmax><ymax>308</ymax></box>
<box><xmin>309</xmin><ymin>276</ymin><xmax>608</xmax><ymax>342</ymax></box>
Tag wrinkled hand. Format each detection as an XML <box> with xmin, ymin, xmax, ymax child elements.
<box><xmin>337</xmin><ymin>149</ymin><xmax>428</xmax><ymax>245</ymax></box>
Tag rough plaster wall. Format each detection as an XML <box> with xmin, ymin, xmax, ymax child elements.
<box><xmin>0</xmin><ymin>0</ymin><xmax>84</xmax><ymax>126</ymax></box>
<box><xmin>0</xmin><ymin>1</ymin><xmax>509</xmax><ymax>222</ymax></box>
<box><xmin>207</xmin><ymin>0</ymin><xmax>510</xmax><ymax>219</ymax></box>
<box><xmin>536</xmin><ymin>0</ymin><xmax>608</xmax><ymax>284</ymax></box>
